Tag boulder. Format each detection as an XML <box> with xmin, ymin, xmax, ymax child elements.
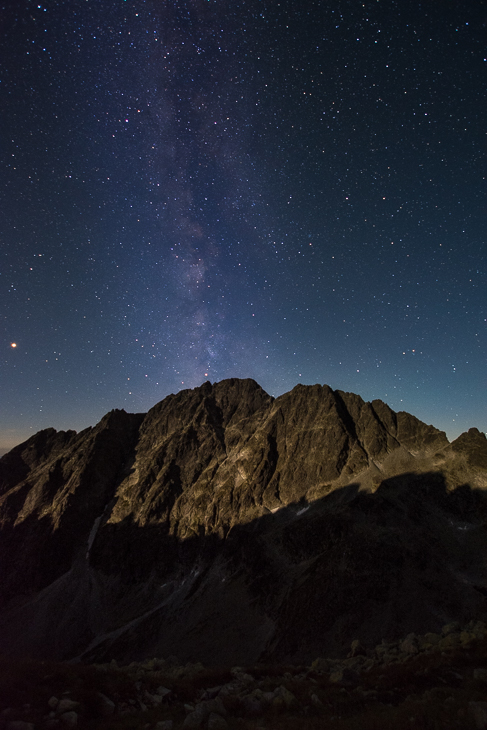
<box><xmin>329</xmin><ymin>667</ymin><xmax>360</xmax><ymax>687</ymax></box>
<box><xmin>95</xmin><ymin>693</ymin><xmax>115</xmax><ymax>717</ymax></box>
<box><xmin>400</xmin><ymin>634</ymin><xmax>419</xmax><ymax>655</ymax></box>
<box><xmin>469</xmin><ymin>702</ymin><xmax>487</xmax><ymax>730</ymax></box>
<box><xmin>207</xmin><ymin>714</ymin><xmax>228</xmax><ymax>730</ymax></box>
<box><xmin>348</xmin><ymin>639</ymin><xmax>367</xmax><ymax>657</ymax></box>
<box><xmin>59</xmin><ymin>713</ymin><xmax>78</xmax><ymax>728</ymax></box>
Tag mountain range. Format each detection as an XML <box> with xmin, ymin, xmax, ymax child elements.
<box><xmin>1</xmin><ymin>378</ymin><xmax>486</xmax><ymax>666</ymax></box>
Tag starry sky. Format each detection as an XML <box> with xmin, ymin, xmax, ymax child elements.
<box><xmin>1</xmin><ymin>0</ymin><xmax>486</xmax><ymax>454</ymax></box>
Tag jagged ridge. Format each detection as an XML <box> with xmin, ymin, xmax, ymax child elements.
<box><xmin>0</xmin><ymin>378</ymin><xmax>486</xmax><ymax>665</ymax></box>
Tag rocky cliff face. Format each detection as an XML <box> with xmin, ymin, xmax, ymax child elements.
<box><xmin>0</xmin><ymin>378</ymin><xmax>486</xmax><ymax>665</ymax></box>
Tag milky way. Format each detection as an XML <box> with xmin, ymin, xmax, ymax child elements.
<box><xmin>1</xmin><ymin>0</ymin><xmax>485</xmax><ymax>451</ymax></box>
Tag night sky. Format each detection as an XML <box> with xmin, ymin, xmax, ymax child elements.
<box><xmin>1</xmin><ymin>0</ymin><xmax>486</xmax><ymax>454</ymax></box>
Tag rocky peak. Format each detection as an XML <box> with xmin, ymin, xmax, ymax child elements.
<box><xmin>0</xmin><ymin>409</ymin><xmax>144</xmax><ymax>601</ymax></box>
<box><xmin>0</xmin><ymin>427</ymin><xmax>78</xmax><ymax>495</ymax></box>
<box><xmin>0</xmin><ymin>378</ymin><xmax>485</xmax><ymax>666</ymax></box>
<box><xmin>449</xmin><ymin>427</ymin><xmax>487</xmax><ymax>469</ymax></box>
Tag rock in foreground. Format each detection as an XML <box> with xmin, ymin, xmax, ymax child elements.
<box><xmin>3</xmin><ymin>623</ymin><xmax>487</xmax><ymax>730</ymax></box>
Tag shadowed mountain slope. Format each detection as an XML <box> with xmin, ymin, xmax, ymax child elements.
<box><xmin>0</xmin><ymin>378</ymin><xmax>486</xmax><ymax>664</ymax></box>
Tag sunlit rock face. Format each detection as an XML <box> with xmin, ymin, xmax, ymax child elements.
<box><xmin>1</xmin><ymin>378</ymin><xmax>486</xmax><ymax>666</ymax></box>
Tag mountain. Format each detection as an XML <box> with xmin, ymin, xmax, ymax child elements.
<box><xmin>0</xmin><ymin>378</ymin><xmax>486</xmax><ymax>666</ymax></box>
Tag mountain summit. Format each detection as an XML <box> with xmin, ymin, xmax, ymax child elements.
<box><xmin>1</xmin><ymin>379</ymin><xmax>486</xmax><ymax>665</ymax></box>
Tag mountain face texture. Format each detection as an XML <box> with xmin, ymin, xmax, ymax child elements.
<box><xmin>1</xmin><ymin>378</ymin><xmax>487</xmax><ymax>666</ymax></box>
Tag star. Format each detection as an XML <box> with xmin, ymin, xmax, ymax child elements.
<box><xmin>0</xmin><ymin>1</ymin><xmax>484</xmax><ymax>451</ymax></box>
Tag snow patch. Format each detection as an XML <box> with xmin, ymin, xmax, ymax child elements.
<box><xmin>86</xmin><ymin>515</ymin><xmax>103</xmax><ymax>559</ymax></box>
<box><xmin>448</xmin><ymin>519</ymin><xmax>475</xmax><ymax>532</ymax></box>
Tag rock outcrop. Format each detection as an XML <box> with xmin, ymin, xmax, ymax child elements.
<box><xmin>4</xmin><ymin>622</ymin><xmax>487</xmax><ymax>730</ymax></box>
<box><xmin>0</xmin><ymin>378</ymin><xmax>486</xmax><ymax>665</ymax></box>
